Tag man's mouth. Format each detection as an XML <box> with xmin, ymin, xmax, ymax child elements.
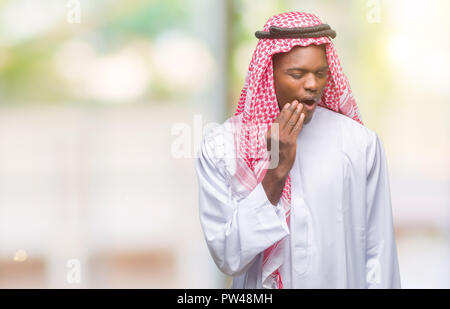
<box><xmin>299</xmin><ymin>97</ymin><xmax>318</xmax><ymax>106</ymax></box>
<box><xmin>299</xmin><ymin>97</ymin><xmax>318</xmax><ymax>111</ymax></box>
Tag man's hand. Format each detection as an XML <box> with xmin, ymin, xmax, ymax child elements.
<box><xmin>262</xmin><ymin>100</ymin><xmax>306</xmax><ymax>206</ymax></box>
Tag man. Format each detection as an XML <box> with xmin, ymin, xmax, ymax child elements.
<box><xmin>195</xmin><ymin>12</ymin><xmax>401</xmax><ymax>289</ymax></box>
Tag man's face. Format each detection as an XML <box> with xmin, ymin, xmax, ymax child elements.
<box><xmin>272</xmin><ymin>44</ymin><xmax>329</xmax><ymax>124</ymax></box>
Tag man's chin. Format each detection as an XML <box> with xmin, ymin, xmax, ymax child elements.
<box><xmin>303</xmin><ymin>110</ymin><xmax>315</xmax><ymax>125</ymax></box>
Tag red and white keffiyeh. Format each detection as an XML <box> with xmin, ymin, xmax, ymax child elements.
<box><xmin>230</xmin><ymin>12</ymin><xmax>363</xmax><ymax>289</ymax></box>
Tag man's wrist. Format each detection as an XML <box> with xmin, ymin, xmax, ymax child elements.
<box><xmin>265</xmin><ymin>165</ymin><xmax>290</xmax><ymax>182</ymax></box>
<box><xmin>262</xmin><ymin>167</ymin><xmax>289</xmax><ymax>206</ymax></box>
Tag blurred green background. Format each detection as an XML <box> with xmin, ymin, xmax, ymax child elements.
<box><xmin>0</xmin><ymin>0</ymin><xmax>448</xmax><ymax>288</ymax></box>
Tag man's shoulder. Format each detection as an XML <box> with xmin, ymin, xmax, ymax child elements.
<box><xmin>198</xmin><ymin>116</ymin><xmax>237</xmax><ymax>167</ymax></box>
<box><xmin>202</xmin><ymin>117</ymin><xmax>235</xmax><ymax>150</ymax></box>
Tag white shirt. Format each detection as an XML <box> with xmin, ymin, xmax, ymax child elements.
<box><xmin>195</xmin><ymin>105</ymin><xmax>401</xmax><ymax>288</ymax></box>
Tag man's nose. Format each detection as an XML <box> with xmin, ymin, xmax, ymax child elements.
<box><xmin>303</xmin><ymin>73</ymin><xmax>318</xmax><ymax>92</ymax></box>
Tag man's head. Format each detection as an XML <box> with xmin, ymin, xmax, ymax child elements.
<box><xmin>272</xmin><ymin>44</ymin><xmax>329</xmax><ymax>124</ymax></box>
<box><xmin>233</xmin><ymin>11</ymin><xmax>363</xmax><ymax>171</ymax></box>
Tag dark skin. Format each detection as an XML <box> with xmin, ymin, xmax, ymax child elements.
<box><xmin>262</xmin><ymin>44</ymin><xmax>329</xmax><ymax>206</ymax></box>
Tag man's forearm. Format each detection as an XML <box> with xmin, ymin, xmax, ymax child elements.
<box><xmin>261</xmin><ymin>168</ymin><xmax>289</xmax><ymax>206</ymax></box>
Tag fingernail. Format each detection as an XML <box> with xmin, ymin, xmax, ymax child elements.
<box><xmin>284</xmin><ymin>103</ymin><xmax>290</xmax><ymax>109</ymax></box>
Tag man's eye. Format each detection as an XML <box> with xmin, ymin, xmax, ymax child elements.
<box><xmin>316</xmin><ymin>72</ymin><xmax>327</xmax><ymax>79</ymax></box>
<box><xmin>290</xmin><ymin>74</ymin><xmax>303</xmax><ymax>79</ymax></box>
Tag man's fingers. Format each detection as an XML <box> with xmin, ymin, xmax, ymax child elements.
<box><xmin>290</xmin><ymin>112</ymin><xmax>306</xmax><ymax>137</ymax></box>
<box><xmin>287</xmin><ymin>103</ymin><xmax>304</xmax><ymax>134</ymax></box>
<box><xmin>280</xmin><ymin>100</ymin><xmax>298</xmax><ymax>129</ymax></box>
<box><xmin>274</xmin><ymin>102</ymin><xmax>290</xmax><ymax>125</ymax></box>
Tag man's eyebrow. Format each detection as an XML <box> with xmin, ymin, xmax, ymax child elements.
<box><xmin>286</xmin><ymin>65</ymin><xmax>329</xmax><ymax>72</ymax></box>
